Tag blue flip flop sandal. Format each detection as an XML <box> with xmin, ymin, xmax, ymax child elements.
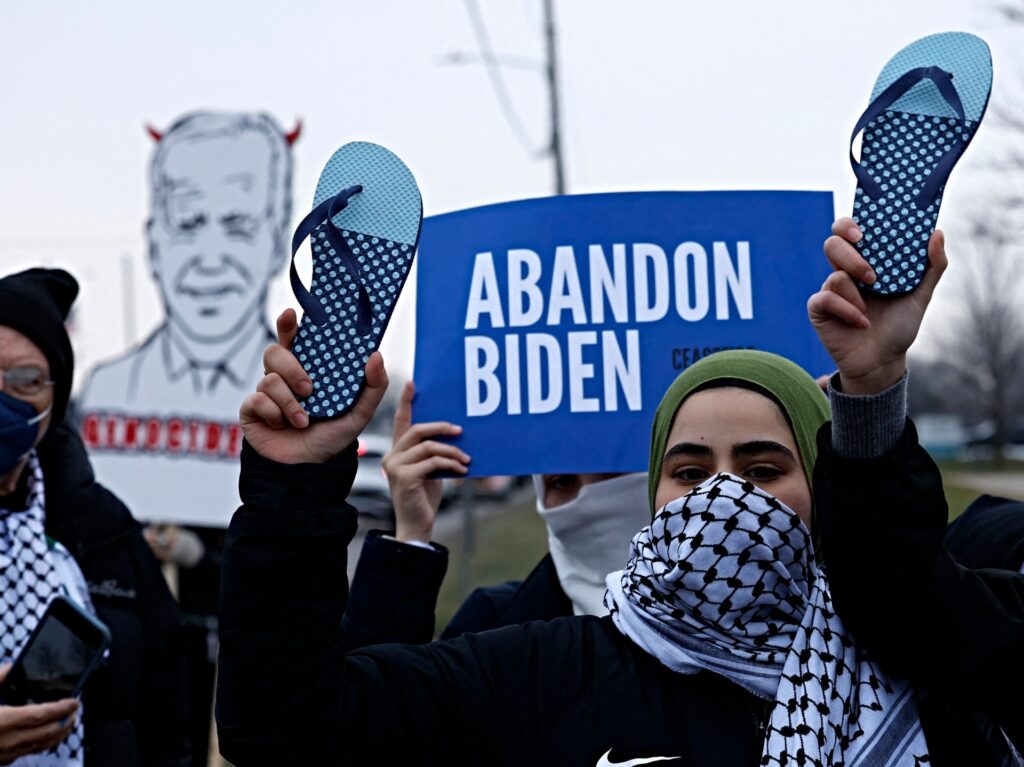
<box><xmin>850</xmin><ymin>32</ymin><xmax>992</xmax><ymax>295</ymax></box>
<box><xmin>289</xmin><ymin>142</ymin><xmax>422</xmax><ymax>418</ymax></box>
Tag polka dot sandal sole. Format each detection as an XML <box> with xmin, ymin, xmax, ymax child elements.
<box><xmin>291</xmin><ymin>142</ymin><xmax>422</xmax><ymax>419</ymax></box>
<box><xmin>851</xmin><ymin>32</ymin><xmax>991</xmax><ymax>295</ymax></box>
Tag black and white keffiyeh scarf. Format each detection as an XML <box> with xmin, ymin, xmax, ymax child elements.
<box><xmin>0</xmin><ymin>453</ymin><xmax>86</xmax><ymax>767</ymax></box>
<box><xmin>605</xmin><ymin>473</ymin><xmax>929</xmax><ymax>767</ymax></box>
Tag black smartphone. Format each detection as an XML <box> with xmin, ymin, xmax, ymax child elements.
<box><xmin>0</xmin><ymin>595</ymin><xmax>111</xmax><ymax>705</ymax></box>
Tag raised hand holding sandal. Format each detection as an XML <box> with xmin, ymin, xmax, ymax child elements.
<box><xmin>290</xmin><ymin>142</ymin><xmax>422</xmax><ymax>418</ymax></box>
<box><xmin>850</xmin><ymin>32</ymin><xmax>992</xmax><ymax>295</ymax></box>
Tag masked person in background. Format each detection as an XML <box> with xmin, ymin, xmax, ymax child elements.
<box><xmin>0</xmin><ymin>272</ymin><xmax>91</xmax><ymax>766</ymax></box>
<box><xmin>0</xmin><ymin>269</ymin><xmax>190</xmax><ymax>767</ymax></box>
<box><xmin>341</xmin><ymin>376</ymin><xmax>649</xmax><ymax>648</ymax></box>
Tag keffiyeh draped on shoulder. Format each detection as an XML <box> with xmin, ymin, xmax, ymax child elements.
<box><xmin>0</xmin><ymin>453</ymin><xmax>89</xmax><ymax>767</ymax></box>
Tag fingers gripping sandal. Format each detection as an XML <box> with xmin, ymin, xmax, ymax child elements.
<box><xmin>850</xmin><ymin>32</ymin><xmax>992</xmax><ymax>295</ymax></box>
<box><xmin>289</xmin><ymin>142</ymin><xmax>422</xmax><ymax>418</ymax></box>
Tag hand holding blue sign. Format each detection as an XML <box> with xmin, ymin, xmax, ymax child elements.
<box><xmin>809</xmin><ymin>217</ymin><xmax>947</xmax><ymax>395</ymax></box>
<box><xmin>383</xmin><ymin>382</ymin><xmax>469</xmax><ymax>544</ymax></box>
<box><xmin>240</xmin><ymin>309</ymin><xmax>389</xmax><ymax>464</ymax></box>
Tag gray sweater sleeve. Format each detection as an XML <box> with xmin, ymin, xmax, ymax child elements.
<box><xmin>828</xmin><ymin>371</ymin><xmax>908</xmax><ymax>459</ymax></box>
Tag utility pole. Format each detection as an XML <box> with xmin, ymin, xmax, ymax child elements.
<box><xmin>452</xmin><ymin>0</ymin><xmax>567</xmax><ymax>195</ymax></box>
<box><xmin>542</xmin><ymin>0</ymin><xmax>566</xmax><ymax>195</ymax></box>
<box><xmin>458</xmin><ymin>479</ymin><xmax>477</xmax><ymax>600</ymax></box>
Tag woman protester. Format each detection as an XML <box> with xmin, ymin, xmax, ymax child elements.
<box><xmin>808</xmin><ymin>218</ymin><xmax>1024</xmax><ymax>760</ymax></box>
<box><xmin>0</xmin><ymin>268</ymin><xmax>190</xmax><ymax>767</ymax></box>
<box><xmin>341</xmin><ymin>378</ymin><xmax>649</xmax><ymax>648</ymax></box>
<box><xmin>218</xmin><ymin>222</ymin><xmax>984</xmax><ymax>765</ymax></box>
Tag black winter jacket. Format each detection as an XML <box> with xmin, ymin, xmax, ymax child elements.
<box><xmin>945</xmin><ymin>494</ymin><xmax>1024</xmax><ymax>573</ymax></box>
<box><xmin>344</xmin><ymin>530</ymin><xmax>569</xmax><ymax>648</ymax></box>
<box><xmin>38</xmin><ymin>423</ymin><xmax>191</xmax><ymax>767</ymax></box>
<box><xmin>814</xmin><ymin>420</ymin><xmax>1023</xmax><ymax>766</ymax></box>
<box><xmin>217</xmin><ymin>442</ymin><xmax>769</xmax><ymax>766</ymax></box>
<box><xmin>444</xmin><ymin>554</ymin><xmax>572</xmax><ymax>638</ymax></box>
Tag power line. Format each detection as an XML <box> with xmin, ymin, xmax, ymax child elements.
<box><xmin>462</xmin><ymin>0</ymin><xmax>543</xmax><ymax>155</ymax></box>
<box><xmin>542</xmin><ymin>0</ymin><xmax>565</xmax><ymax>194</ymax></box>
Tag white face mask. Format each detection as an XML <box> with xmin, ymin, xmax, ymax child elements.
<box><xmin>533</xmin><ymin>473</ymin><xmax>651</xmax><ymax>617</ymax></box>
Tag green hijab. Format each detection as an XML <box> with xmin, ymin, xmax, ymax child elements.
<box><xmin>647</xmin><ymin>350</ymin><xmax>830</xmax><ymax>515</ymax></box>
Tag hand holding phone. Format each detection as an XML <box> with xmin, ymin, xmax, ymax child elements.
<box><xmin>0</xmin><ymin>596</ymin><xmax>110</xmax><ymax>707</ymax></box>
<box><xmin>0</xmin><ymin>666</ymin><xmax>78</xmax><ymax>763</ymax></box>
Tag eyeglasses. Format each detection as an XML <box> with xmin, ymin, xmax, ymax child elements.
<box><xmin>0</xmin><ymin>366</ymin><xmax>55</xmax><ymax>397</ymax></box>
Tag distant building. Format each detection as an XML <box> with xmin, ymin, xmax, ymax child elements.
<box><xmin>915</xmin><ymin>413</ymin><xmax>968</xmax><ymax>460</ymax></box>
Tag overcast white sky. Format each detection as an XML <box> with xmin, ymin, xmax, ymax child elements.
<box><xmin>1</xmin><ymin>0</ymin><xmax>1020</xmax><ymax>387</ymax></box>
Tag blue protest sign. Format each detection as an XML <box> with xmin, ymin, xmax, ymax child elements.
<box><xmin>413</xmin><ymin>191</ymin><xmax>834</xmax><ymax>477</ymax></box>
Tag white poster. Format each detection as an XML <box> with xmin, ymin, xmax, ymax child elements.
<box><xmin>78</xmin><ymin>111</ymin><xmax>298</xmax><ymax>527</ymax></box>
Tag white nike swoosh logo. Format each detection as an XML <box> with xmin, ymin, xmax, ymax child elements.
<box><xmin>596</xmin><ymin>749</ymin><xmax>680</xmax><ymax>767</ymax></box>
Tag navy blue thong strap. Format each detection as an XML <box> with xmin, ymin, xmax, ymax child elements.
<box><xmin>850</xmin><ymin>66</ymin><xmax>967</xmax><ymax>209</ymax></box>
<box><xmin>289</xmin><ymin>185</ymin><xmax>374</xmax><ymax>335</ymax></box>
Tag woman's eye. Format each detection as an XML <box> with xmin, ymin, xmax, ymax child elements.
<box><xmin>672</xmin><ymin>467</ymin><xmax>709</xmax><ymax>482</ymax></box>
<box><xmin>745</xmin><ymin>465</ymin><xmax>782</xmax><ymax>480</ymax></box>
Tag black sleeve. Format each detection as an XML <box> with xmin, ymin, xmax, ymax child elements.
<box><xmin>342</xmin><ymin>530</ymin><xmax>448</xmax><ymax>649</ymax></box>
<box><xmin>216</xmin><ymin>441</ymin><xmax>593</xmax><ymax>766</ymax></box>
<box><xmin>441</xmin><ymin>556</ymin><xmax>571</xmax><ymax>639</ymax></box>
<box><xmin>440</xmin><ymin>582</ymin><xmax>520</xmax><ymax>639</ymax></box>
<box><xmin>945</xmin><ymin>494</ymin><xmax>1024</xmax><ymax>572</ymax></box>
<box><xmin>814</xmin><ymin>420</ymin><xmax>1024</xmax><ymax>712</ymax></box>
<box><xmin>127</xmin><ymin>524</ymin><xmax>192</xmax><ymax>767</ymax></box>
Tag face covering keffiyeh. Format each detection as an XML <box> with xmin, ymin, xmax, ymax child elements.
<box><xmin>606</xmin><ymin>474</ymin><xmax>928</xmax><ymax>766</ymax></box>
<box><xmin>605</xmin><ymin>350</ymin><xmax>929</xmax><ymax>766</ymax></box>
<box><xmin>0</xmin><ymin>453</ymin><xmax>87</xmax><ymax>767</ymax></box>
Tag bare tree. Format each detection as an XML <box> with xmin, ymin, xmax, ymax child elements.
<box><xmin>945</xmin><ymin>210</ymin><xmax>1024</xmax><ymax>456</ymax></box>
<box><xmin>995</xmin><ymin>3</ymin><xmax>1024</xmax><ymax>25</ymax></box>
<box><xmin>923</xmin><ymin>3</ymin><xmax>1024</xmax><ymax>459</ymax></box>
<box><xmin>989</xmin><ymin>3</ymin><xmax>1024</xmax><ymax>170</ymax></box>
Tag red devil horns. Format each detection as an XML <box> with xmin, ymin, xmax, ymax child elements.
<box><xmin>143</xmin><ymin>118</ymin><xmax>301</xmax><ymax>145</ymax></box>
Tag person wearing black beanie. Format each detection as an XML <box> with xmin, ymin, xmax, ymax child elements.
<box><xmin>0</xmin><ymin>267</ymin><xmax>77</xmax><ymax>428</ymax></box>
<box><xmin>0</xmin><ymin>267</ymin><xmax>191</xmax><ymax>767</ymax></box>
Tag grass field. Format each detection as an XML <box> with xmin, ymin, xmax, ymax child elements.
<box><xmin>938</xmin><ymin>458</ymin><xmax>1024</xmax><ymax>520</ymax></box>
<box><xmin>432</xmin><ymin>495</ymin><xmax>549</xmax><ymax>632</ymax></box>
<box><xmin>941</xmin><ymin>480</ymin><xmax>982</xmax><ymax>522</ymax></box>
<box><xmin>938</xmin><ymin>457</ymin><xmax>1024</xmax><ymax>475</ymax></box>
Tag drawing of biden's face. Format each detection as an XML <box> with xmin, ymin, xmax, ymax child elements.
<box><xmin>148</xmin><ymin>130</ymin><xmax>284</xmax><ymax>343</ymax></box>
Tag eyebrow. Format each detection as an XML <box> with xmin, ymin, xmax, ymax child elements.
<box><xmin>662</xmin><ymin>442</ymin><xmax>712</xmax><ymax>463</ymax></box>
<box><xmin>662</xmin><ymin>440</ymin><xmax>796</xmax><ymax>464</ymax></box>
<box><xmin>732</xmin><ymin>441</ymin><xmax>796</xmax><ymax>461</ymax></box>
